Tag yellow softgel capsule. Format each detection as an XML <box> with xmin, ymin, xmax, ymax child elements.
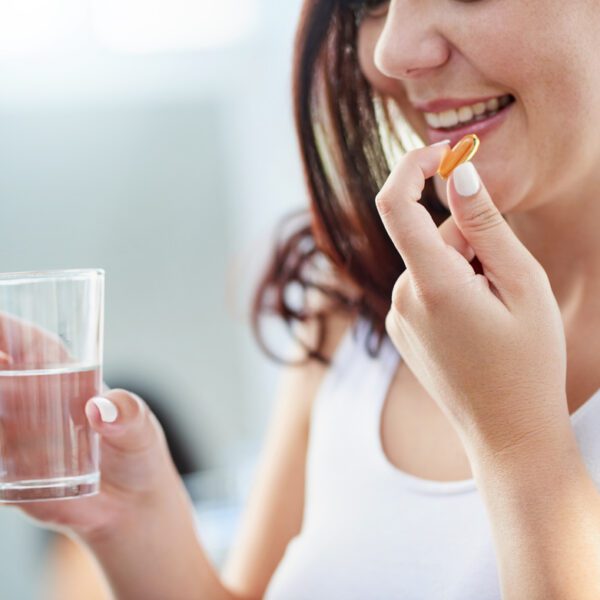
<box><xmin>437</xmin><ymin>134</ymin><xmax>480</xmax><ymax>180</ymax></box>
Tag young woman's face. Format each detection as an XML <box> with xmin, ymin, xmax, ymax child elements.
<box><xmin>356</xmin><ymin>0</ymin><xmax>600</xmax><ymax>214</ymax></box>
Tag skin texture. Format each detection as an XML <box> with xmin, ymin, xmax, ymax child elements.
<box><xmin>356</xmin><ymin>0</ymin><xmax>600</xmax><ymax>436</ymax></box>
<box><xmin>357</xmin><ymin>1</ymin><xmax>600</xmax><ymax>597</ymax></box>
<box><xmin>356</xmin><ymin>0</ymin><xmax>600</xmax><ymax>313</ymax></box>
<box><xmin>374</xmin><ymin>144</ymin><xmax>569</xmax><ymax>452</ymax></box>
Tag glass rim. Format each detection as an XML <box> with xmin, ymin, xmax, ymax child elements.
<box><xmin>0</xmin><ymin>268</ymin><xmax>104</xmax><ymax>284</ymax></box>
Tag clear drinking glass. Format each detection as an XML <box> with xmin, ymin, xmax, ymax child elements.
<box><xmin>0</xmin><ymin>269</ymin><xmax>104</xmax><ymax>502</ymax></box>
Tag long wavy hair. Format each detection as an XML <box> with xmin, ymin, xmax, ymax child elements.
<box><xmin>251</xmin><ymin>0</ymin><xmax>451</xmax><ymax>365</ymax></box>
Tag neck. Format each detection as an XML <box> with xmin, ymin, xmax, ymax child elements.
<box><xmin>504</xmin><ymin>181</ymin><xmax>600</xmax><ymax>325</ymax></box>
<box><xmin>504</xmin><ymin>179</ymin><xmax>600</xmax><ymax>412</ymax></box>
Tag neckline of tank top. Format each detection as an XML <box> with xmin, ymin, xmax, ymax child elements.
<box><xmin>349</xmin><ymin>316</ymin><xmax>600</xmax><ymax>496</ymax></box>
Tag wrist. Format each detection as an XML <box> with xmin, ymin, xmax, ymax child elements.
<box><xmin>460</xmin><ymin>391</ymin><xmax>572</xmax><ymax>462</ymax></box>
<box><xmin>465</xmin><ymin>416</ymin><xmax>585</xmax><ymax>485</ymax></box>
<box><xmin>76</xmin><ymin>472</ymin><xmax>226</xmax><ymax>600</ymax></box>
<box><xmin>80</xmin><ymin>468</ymin><xmax>188</xmax><ymax>549</ymax></box>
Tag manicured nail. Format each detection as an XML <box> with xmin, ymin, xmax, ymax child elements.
<box><xmin>453</xmin><ymin>161</ymin><xmax>481</xmax><ymax>197</ymax></box>
<box><xmin>430</xmin><ymin>139</ymin><xmax>451</xmax><ymax>147</ymax></box>
<box><xmin>91</xmin><ymin>396</ymin><xmax>118</xmax><ymax>423</ymax></box>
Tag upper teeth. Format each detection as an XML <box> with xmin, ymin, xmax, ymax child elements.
<box><xmin>424</xmin><ymin>95</ymin><xmax>512</xmax><ymax>129</ymax></box>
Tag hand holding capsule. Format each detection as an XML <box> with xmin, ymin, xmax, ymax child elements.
<box><xmin>374</xmin><ymin>136</ymin><xmax>569</xmax><ymax>458</ymax></box>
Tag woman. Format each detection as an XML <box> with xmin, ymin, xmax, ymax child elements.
<box><xmin>5</xmin><ymin>0</ymin><xmax>600</xmax><ymax>598</ymax></box>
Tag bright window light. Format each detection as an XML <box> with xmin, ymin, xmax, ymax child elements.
<box><xmin>91</xmin><ymin>0</ymin><xmax>260</xmax><ymax>54</ymax></box>
<box><xmin>0</xmin><ymin>0</ymin><xmax>85</xmax><ymax>57</ymax></box>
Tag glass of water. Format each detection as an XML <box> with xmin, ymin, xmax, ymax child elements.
<box><xmin>0</xmin><ymin>269</ymin><xmax>104</xmax><ymax>502</ymax></box>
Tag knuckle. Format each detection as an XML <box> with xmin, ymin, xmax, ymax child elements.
<box><xmin>392</xmin><ymin>272</ymin><xmax>445</xmax><ymax>312</ymax></box>
<box><xmin>391</xmin><ymin>278</ymin><xmax>404</xmax><ymax>310</ymax></box>
<box><xmin>375</xmin><ymin>191</ymin><xmax>393</xmax><ymax>217</ymax></box>
<box><xmin>405</xmin><ymin>180</ymin><xmax>425</xmax><ymax>203</ymax></box>
<box><xmin>412</xmin><ymin>279</ymin><xmax>445</xmax><ymax>310</ymax></box>
<box><xmin>391</xmin><ymin>273</ymin><xmax>411</xmax><ymax>311</ymax></box>
<box><xmin>462</xmin><ymin>204</ymin><xmax>504</xmax><ymax>233</ymax></box>
<box><xmin>384</xmin><ymin>308</ymin><xmax>396</xmax><ymax>335</ymax></box>
<box><xmin>392</xmin><ymin>273</ymin><xmax>445</xmax><ymax>313</ymax></box>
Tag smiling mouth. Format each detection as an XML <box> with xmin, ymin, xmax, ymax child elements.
<box><xmin>423</xmin><ymin>94</ymin><xmax>516</xmax><ymax>132</ymax></box>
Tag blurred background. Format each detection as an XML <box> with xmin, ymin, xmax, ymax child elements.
<box><xmin>0</xmin><ymin>0</ymin><xmax>306</xmax><ymax>597</ymax></box>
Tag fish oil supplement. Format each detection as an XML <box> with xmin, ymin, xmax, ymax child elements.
<box><xmin>437</xmin><ymin>134</ymin><xmax>480</xmax><ymax>180</ymax></box>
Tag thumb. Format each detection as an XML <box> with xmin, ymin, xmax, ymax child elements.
<box><xmin>447</xmin><ymin>161</ymin><xmax>536</xmax><ymax>291</ymax></box>
<box><xmin>85</xmin><ymin>388</ymin><xmax>160</xmax><ymax>454</ymax></box>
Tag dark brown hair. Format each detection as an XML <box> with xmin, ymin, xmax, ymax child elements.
<box><xmin>251</xmin><ymin>0</ymin><xmax>450</xmax><ymax>366</ymax></box>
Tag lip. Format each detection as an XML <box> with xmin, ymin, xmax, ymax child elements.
<box><xmin>411</xmin><ymin>94</ymin><xmax>506</xmax><ymax>113</ymax></box>
<box><xmin>426</xmin><ymin>100</ymin><xmax>514</xmax><ymax>147</ymax></box>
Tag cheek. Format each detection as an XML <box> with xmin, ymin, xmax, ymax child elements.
<box><xmin>356</xmin><ymin>23</ymin><xmax>398</xmax><ymax>96</ymax></box>
<box><xmin>478</xmin><ymin>9</ymin><xmax>599</xmax><ymax>201</ymax></box>
<box><xmin>357</xmin><ymin>3</ymin><xmax>600</xmax><ymax>211</ymax></box>
<box><xmin>464</xmin><ymin>3</ymin><xmax>593</xmax><ymax>144</ymax></box>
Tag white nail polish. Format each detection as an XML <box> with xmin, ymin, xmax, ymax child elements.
<box><xmin>453</xmin><ymin>161</ymin><xmax>481</xmax><ymax>197</ymax></box>
<box><xmin>91</xmin><ymin>396</ymin><xmax>118</xmax><ymax>423</ymax></box>
<box><xmin>430</xmin><ymin>139</ymin><xmax>451</xmax><ymax>147</ymax></box>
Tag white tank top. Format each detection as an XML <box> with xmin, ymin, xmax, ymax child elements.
<box><xmin>264</xmin><ymin>316</ymin><xmax>600</xmax><ymax>600</ymax></box>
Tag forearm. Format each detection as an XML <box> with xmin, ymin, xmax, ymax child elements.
<box><xmin>80</xmin><ymin>474</ymin><xmax>237</xmax><ymax>600</ymax></box>
<box><xmin>469</xmin><ymin>422</ymin><xmax>600</xmax><ymax>599</ymax></box>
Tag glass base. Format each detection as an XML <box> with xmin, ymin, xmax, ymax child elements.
<box><xmin>0</xmin><ymin>472</ymin><xmax>100</xmax><ymax>503</ymax></box>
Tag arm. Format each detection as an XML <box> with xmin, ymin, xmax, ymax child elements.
<box><xmin>46</xmin><ymin>535</ymin><xmax>112</xmax><ymax>600</ymax></box>
<box><xmin>75</xmin><ymin>308</ymin><xmax>353</xmax><ymax>600</ymax></box>
<box><xmin>87</xmin><ymin>378</ymin><xmax>232</xmax><ymax>598</ymax></box>
<box><xmin>370</xmin><ymin>137</ymin><xmax>600</xmax><ymax>597</ymax></box>
<box><xmin>220</xmin><ymin>308</ymin><xmax>354</xmax><ymax>599</ymax></box>
<box><xmin>467</xmin><ymin>418</ymin><xmax>600</xmax><ymax>600</ymax></box>
<box><xmin>81</xmin><ymin>466</ymin><xmax>234</xmax><ymax>600</ymax></box>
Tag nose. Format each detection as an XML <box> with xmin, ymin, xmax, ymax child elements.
<box><xmin>373</xmin><ymin>3</ymin><xmax>450</xmax><ymax>80</ymax></box>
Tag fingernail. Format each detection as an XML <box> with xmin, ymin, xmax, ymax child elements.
<box><xmin>453</xmin><ymin>161</ymin><xmax>481</xmax><ymax>197</ymax></box>
<box><xmin>91</xmin><ymin>396</ymin><xmax>118</xmax><ymax>423</ymax></box>
<box><xmin>430</xmin><ymin>139</ymin><xmax>451</xmax><ymax>147</ymax></box>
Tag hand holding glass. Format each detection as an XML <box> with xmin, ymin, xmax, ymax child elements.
<box><xmin>0</xmin><ymin>269</ymin><xmax>104</xmax><ymax>502</ymax></box>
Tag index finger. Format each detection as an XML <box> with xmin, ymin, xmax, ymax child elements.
<box><xmin>375</xmin><ymin>143</ymin><xmax>459</xmax><ymax>291</ymax></box>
